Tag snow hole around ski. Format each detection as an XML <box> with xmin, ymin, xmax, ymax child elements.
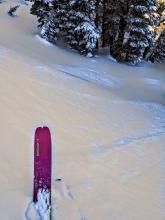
<box><xmin>25</xmin><ymin>190</ymin><xmax>51</xmax><ymax>220</ymax></box>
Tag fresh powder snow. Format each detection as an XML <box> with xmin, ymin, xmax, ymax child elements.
<box><xmin>0</xmin><ymin>0</ymin><xmax>165</xmax><ymax>220</ymax></box>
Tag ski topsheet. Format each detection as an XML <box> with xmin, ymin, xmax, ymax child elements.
<box><xmin>33</xmin><ymin>127</ymin><xmax>52</xmax><ymax>210</ymax></box>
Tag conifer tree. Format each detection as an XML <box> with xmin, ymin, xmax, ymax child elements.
<box><xmin>97</xmin><ymin>0</ymin><xmax>111</xmax><ymax>48</ymax></box>
<box><xmin>107</xmin><ymin>0</ymin><xmax>129</xmax><ymax>61</ymax></box>
<box><xmin>149</xmin><ymin>0</ymin><xmax>165</xmax><ymax>63</ymax></box>
<box><xmin>150</xmin><ymin>29</ymin><xmax>165</xmax><ymax>63</ymax></box>
<box><xmin>123</xmin><ymin>0</ymin><xmax>159</xmax><ymax>65</ymax></box>
<box><xmin>41</xmin><ymin>0</ymin><xmax>69</xmax><ymax>43</ymax></box>
<box><xmin>29</xmin><ymin>0</ymin><xmax>164</xmax><ymax>62</ymax></box>
<box><xmin>66</xmin><ymin>0</ymin><xmax>100</xmax><ymax>55</ymax></box>
<box><xmin>95</xmin><ymin>0</ymin><xmax>100</xmax><ymax>48</ymax></box>
<box><xmin>29</xmin><ymin>0</ymin><xmax>51</xmax><ymax>27</ymax></box>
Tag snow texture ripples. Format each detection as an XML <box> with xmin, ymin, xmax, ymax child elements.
<box><xmin>91</xmin><ymin>101</ymin><xmax>165</xmax><ymax>156</ymax></box>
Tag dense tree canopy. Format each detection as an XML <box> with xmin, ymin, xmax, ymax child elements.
<box><xmin>30</xmin><ymin>0</ymin><xmax>165</xmax><ymax>64</ymax></box>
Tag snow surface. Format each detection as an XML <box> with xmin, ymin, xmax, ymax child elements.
<box><xmin>36</xmin><ymin>35</ymin><xmax>54</xmax><ymax>47</ymax></box>
<box><xmin>144</xmin><ymin>77</ymin><xmax>161</xmax><ymax>86</ymax></box>
<box><xmin>0</xmin><ymin>1</ymin><xmax>165</xmax><ymax>220</ymax></box>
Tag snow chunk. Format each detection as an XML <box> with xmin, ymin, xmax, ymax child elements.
<box><xmin>25</xmin><ymin>190</ymin><xmax>51</xmax><ymax>220</ymax></box>
<box><xmin>35</xmin><ymin>189</ymin><xmax>51</xmax><ymax>220</ymax></box>
<box><xmin>86</xmin><ymin>52</ymin><xmax>93</xmax><ymax>58</ymax></box>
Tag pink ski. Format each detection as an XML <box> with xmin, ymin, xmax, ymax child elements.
<box><xmin>33</xmin><ymin>127</ymin><xmax>52</xmax><ymax>204</ymax></box>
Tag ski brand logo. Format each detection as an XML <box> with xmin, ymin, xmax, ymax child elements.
<box><xmin>36</xmin><ymin>140</ymin><xmax>40</xmax><ymax>157</ymax></box>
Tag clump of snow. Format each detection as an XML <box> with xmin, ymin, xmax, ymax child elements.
<box><xmin>86</xmin><ymin>52</ymin><xmax>93</xmax><ymax>58</ymax></box>
<box><xmin>25</xmin><ymin>190</ymin><xmax>51</xmax><ymax>220</ymax></box>
<box><xmin>35</xmin><ymin>189</ymin><xmax>51</xmax><ymax>220</ymax></box>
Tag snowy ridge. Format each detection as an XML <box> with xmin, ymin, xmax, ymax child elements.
<box><xmin>53</xmin><ymin>64</ymin><xmax>122</xmax><ymax>88</ymax></box>
<box><xmin>92</xmin><ymin>130</ymin><xmax>165</xmax><ymax>156</ymax></box>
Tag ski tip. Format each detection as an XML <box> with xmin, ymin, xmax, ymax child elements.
<box><xmin>35</xmin><ymin>126</ymin><xmax>50</xmax><ymax>133</ymax></box>
<box><xmin>34</xmin><ymin>127</ymin><xmax>51</xmax><ymax>143</ymax></box>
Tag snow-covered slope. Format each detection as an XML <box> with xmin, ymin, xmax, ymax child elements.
<box><xmin>0</xmin><ymin>1</ymin><xmax>165</xmax><ymax>220</ymax></box>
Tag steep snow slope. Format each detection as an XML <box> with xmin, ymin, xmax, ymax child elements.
<box><xmin>0</xmin><ymin>1</ymin><xmax>165</xmax><ymax>220</ymax></box>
